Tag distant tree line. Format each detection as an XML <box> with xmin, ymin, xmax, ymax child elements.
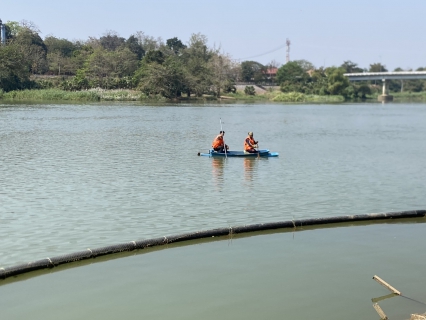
<box><xmin>241</xmin><ymin>59</ymin><xmax>426</xmax><ymax>99</ymax></box>
<box><xmin>1</xmin><ymin>20</ymin><xmax>425</xmax><ymax>99</ymax></box>
<box><xmin>0</xmin><ymin>21</ymin><xmax>239</xmax><ymax>98</ymax></box>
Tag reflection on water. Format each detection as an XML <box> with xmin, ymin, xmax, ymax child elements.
<box><xmin>210</xmin><ymin>157</ymin><xmax>261</xmax><ymax>187</ymax></box>
<box><xmin>211</xmin><ymin>157</ymin><xmax>225</xmax><ymax>189</ymax></box>
<box><xmin>243</xmin><ymin>158</ymin><xmax>258</xmax><ymax>182</ymax></box>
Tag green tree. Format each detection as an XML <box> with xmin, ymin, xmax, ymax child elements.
<box><xmin>388</xmin><ymin>67</ymin><xmax>403</xmax><ymax>92</ymax></box>
<box><xmin>10</xmin><ymin>26</ymin><xmax>48</xmax><ymax>74</ymax></box>
<box><xmin>3</xmin><ymin>24</ymin><xmax>13</xmax><ymax>41</ymax></box>
<box><xmin>100</xmin><ymin>31</ymin><xmax>126</xmax><ymax>51</ymax></box>
<box><xmin>356</xmin><ymin>84</ymin><xmax>372</xmax><ymax>98</ymax></box>
<box><xmin>276</xmin><ymin>61</ymin><xmax>306</xmax><ymax>85</ymax></box>
<box><xmin>87</xmin><ymin>48</ymin><xmax>110</xmax><ymax>82</ymax></box>
<box><xmin>369</xmin><ymin>63</ymin><xmax>387</xmax><ymax>72</ymax></box>
<box><xmin>181</xmin><ymin>33</ymin><xmax>213</xmax><ymax>96</ymax></box>
<box><xmin>68</xmin><ymin>44</ymin><xmax>94</xmax><ymax>74</ymax></box>
<box><xmin>209</xmin><ymin>52</ymin><xmax>235</xmax><ymax>97</ymax></box>
<box><xmin>166</xmin><ymin>37</ymin><xmax>186</xmax><ymax>55</ymax></box>
<box><xmin>47</xmin><ymin>51</ymin><xmax>67</xmax><ymax>75</ymax></box>
<box><xmin>137</xmin><ymin>57</ymin><xmax>188</xmax><ymax>99</ymax></box>
<box><xmin>240</xmin><ymin>61</ymin><xmax>265</xmax><ymax>82</ymax></box>
<box><xmin>64</xmin><ymin>69</ymin><xmax>90</xmax><ymax>90</ymax></box>
<box><xmin>110</xmin><ymin>47</ymin><xmax>139</xmax><ymax>77</ymax></box>
<box><xmin>134</xmin><ymin>31</ymin><xmax>163</xmax><ymax>53</ymax></box>
<box><xmin>325</xmin><ymin>67</ymin><xmax>350</xmax><ymax>95</ymax></box>
<box><xmin>340</xmin><ymin>61</ymin><xmax>364</xmax><ymax>73</ymax></box>
<box><xmin>5</xmin><ymin>21</ymin><xmax>22</xmax><ymax>38</ymax></box>
<box><xmin>294</xmin><ymin>59</ymin><xmax>315</xmax><ymax>72</ymax></box>
<box><xmin>403</xmin><ymin>67</ymin><xmax>425</xmax><ymax>92</ymax></box>
<box><xmin>0</xmin><ymin>44</ymin><xmax>31</xmax><ymax>91</ymax></box>
<box><xmin>143</xmin><ymin>50</ymin><xmax>165</xmax><ymax>64</ymax></box>
<box><xmin>44</xmin><ymin>36</ymin><xmax>76</xmax><ymax>57</ymax></box>
<box><xmin>87</xmin><ymin>47</ymin><xmax>138</xmax><ymax>87</ymax></box>
<box><xmin>44</xmin><ymin>36</ymin><xmax>78</xmax><ymax>75</ymax></box>
<box><xmin>126</xmin><ymin>35</ymin><xmax>145</xmax><ymax>60</ymax></box>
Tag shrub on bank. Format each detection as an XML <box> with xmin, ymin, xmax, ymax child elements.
<box><xmin>392</xmin><ymin>91</ymin><xmax>426</xmax><ymax>101</ymax></box>
<box><xmin>2</xmin><ymin>89</ymin><xmax>101</xmax><ymax>101</ymax></box>
<box><xmin>0</xmin><ymin>89</ymin><xmax>152</xmax><ymax>102</ymax></box>
<box><xmin>272</xmin><ymin>92</ymin><xmax>305</xmax><ymax>102</ymax></box>
<box><xmin>272</xmin><ymin>92</ymin><xmax>345</xmax><ymax>103</ymax></box>
<box><xmin>244</xmin><ymin>86</ymin><xmax>256</xmax><ymax>95</ymax></box>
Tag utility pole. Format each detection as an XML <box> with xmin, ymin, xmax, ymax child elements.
<box><xmin>286</xmin><ymin>38</ymin><xmax>291</xmax><ymax>63</ymax></box>
<box><xmin>0</xmin><ymin>19</ymin><xmax>5</xmax><ymax>45</ymax></box>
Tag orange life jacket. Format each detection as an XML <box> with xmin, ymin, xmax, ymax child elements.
<box><xmin>244</xmin><ymin>136</ymin><xmax>256</xmax><ymax>151</ymax></box>
<box><xmin>212</xmin><ymin>135</ymin><xmax>224</xmax><ymax>148</ymax></box>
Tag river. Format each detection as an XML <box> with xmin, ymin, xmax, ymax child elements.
<box><xmin>0</xmin><ymin>101</ymin><xmax>425</xmax><ymax>268</ymax></box>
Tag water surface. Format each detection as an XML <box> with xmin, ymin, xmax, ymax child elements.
<box><xmin>1</xmin><ymin>220</ymin><xmax>425</xmax><ymax>320</ymax></box>
<box><xmin>0</xmin><ymin>102</ymin><xmax>425</xmax><ymax>267</ymax></box>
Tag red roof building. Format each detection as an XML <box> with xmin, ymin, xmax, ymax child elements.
<box><xmin>265</xmin><ymin>67</ymin><xmax>278</xmax><ymax>77</ymax></box>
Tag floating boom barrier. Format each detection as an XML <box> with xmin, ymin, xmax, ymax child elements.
<box><xmin>1</xmin><ymin>209</ymin><xmax>425</xmax><ymax>280</ymax></box>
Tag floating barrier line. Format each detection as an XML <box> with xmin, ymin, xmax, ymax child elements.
<box><xmin>0</xmin><ymin>210</ymin><xmax>424</xmax><ymax>280</ymax></box>
<box><xmin>46</xmin><ymin>258</ymin><xmax>54</xmax><ymax>267</ymax></box>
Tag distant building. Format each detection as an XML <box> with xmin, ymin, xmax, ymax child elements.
<box><xmin>264</xmin><ymin>67</ymin><xmax>278</xmax><ymax>81</ymax></box>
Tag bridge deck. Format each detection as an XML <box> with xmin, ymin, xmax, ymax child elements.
<box><xmin>344</xmin><ymin>71</ymin><xmax>426</xmax><ymax>81</ymax></box>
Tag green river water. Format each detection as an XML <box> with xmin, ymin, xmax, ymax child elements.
<box><xmin>0</xmin><ymin>101</ymin><xmax>425</xmax><ymax>319</ymax></box>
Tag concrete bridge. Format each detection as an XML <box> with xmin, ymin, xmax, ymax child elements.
<box><xmin>344</xmin><ymin>71</ymin><xmax>426</xmax><ymax>101</ymax></box>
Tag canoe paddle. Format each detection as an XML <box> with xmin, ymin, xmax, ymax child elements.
<box><xmin>257</xmin><ymin>141</ymin><xmax>260</xmax><ymax>158</ymax></box>
<box><xmin>220</xmin><ymin>118</ymin><xmax>227</xmax><ymax>159</ymax></box>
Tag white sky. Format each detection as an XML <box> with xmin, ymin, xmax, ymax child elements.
<box><xmin>3</xmin><ymin>0</ymin><xmax>425</xmax><ymax>70</ymax></box>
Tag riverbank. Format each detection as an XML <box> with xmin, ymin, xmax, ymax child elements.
<box><xmin>0</xmin><ymin>88</ymin><xmax>147</xmax><ymax>102</ymax></box>
<box><xmin>2</xmin><ymin>88</ymin><xmax>424</xmax><ymax>103</ymax></box>
<box><xmin>0</xmin><ymin>88</ymin><xmax>351</xmax><ymax>103</ymax></box>
<box><xmin>392</xmin><ymin>91</ymin><xmax>426</xmax><ymax>101</ymax></box>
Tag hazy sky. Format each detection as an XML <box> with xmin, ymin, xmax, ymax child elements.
<box><xmin>3</xmin><ymin>0</ymin><xmax>425</xmax><ymax>70</ymax></box>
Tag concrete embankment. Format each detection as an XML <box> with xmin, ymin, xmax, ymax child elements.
<box><xmin>235</xmin><ymin>84</ymin><xmax>280</xmax><ymax>94</ymax></box>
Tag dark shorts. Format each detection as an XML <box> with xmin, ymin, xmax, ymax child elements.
<box><xmin>213</xmin><ymin>147</ymin><xmax>225</xmax><ymax>153</ymax></box>
<box><xmin>213</xmin><ymin>145</ymin><xmax>228</xmax><ymax>153</ymax></box>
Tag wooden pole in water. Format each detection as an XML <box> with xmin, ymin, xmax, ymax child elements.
<box><xmin>373</xmin><ymin>303</ymin><xmax>388</xmax><ymax>320</ymax></box>
<box><xmin>371</xmin><ymin>293</ymin><xmax>398</xmax><ymax>303</ymax></box>
<box><xmin>373</xmin><ymin>275</ymin><xmax>401</xmax><ymax>295</ymax></box>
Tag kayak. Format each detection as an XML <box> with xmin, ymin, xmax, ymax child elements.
<box><xmin>198</xmin><ymin>149</ymin><xmax>279</xmax><ymax>157</ymax></box>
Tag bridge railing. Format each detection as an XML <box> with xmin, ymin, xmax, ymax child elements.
<box><xmin>344</xmin><ymin>71</ymin><xmax>426</xmax><ymax>81</ymax></box>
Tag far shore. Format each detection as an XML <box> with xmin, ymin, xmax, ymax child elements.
<box><xmin>1</xmin><ymin>88</ymin><xmax>425</xmax><ymax>103</ymax></box>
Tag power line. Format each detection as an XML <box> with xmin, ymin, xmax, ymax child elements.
<box><xmin>236</xmin><ymin>42</ymin><xmax>288</xmax><ymax>61</ymax></box>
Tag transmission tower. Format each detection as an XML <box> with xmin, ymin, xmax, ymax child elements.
<box><xmin>286</xmin><ymin>38</ymin><xmax>291</xmax><ymax>63</ymax></box>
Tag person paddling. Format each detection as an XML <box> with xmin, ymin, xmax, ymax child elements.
<box><xmin>212</xmin><ymin>131</ymin><xmax>229</xmax><ymax>153</ymax></box>
<box><xmin>244</xmin><ymin>132</ymin><xmax>258</xmax><ymax>153</ymax></box>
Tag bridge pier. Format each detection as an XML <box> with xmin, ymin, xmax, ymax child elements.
<box><xmin>378</xmin><ymin>79</ymin><xmax>393</xmax><ymax>102</ymax></box>
<box><xmin>345</xmin><ymin>71</ymin><xmax>426</xmax><ymax>102</ymax></box>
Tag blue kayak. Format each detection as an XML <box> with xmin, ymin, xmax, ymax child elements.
<box><xmin>199</xmin><ymin>149</ymin><xmax>279</xmax><ymax>157</ymax></box>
